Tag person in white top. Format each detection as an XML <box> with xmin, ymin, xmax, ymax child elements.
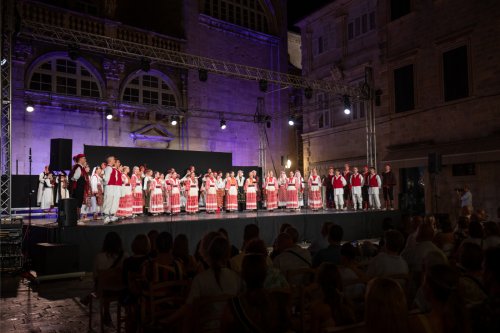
<box><xmin>37</xmin><ymin>165</ymin><xmax>50</xmax><ymax>206</ymax></box>
<box><xmin>90</xmin><ymin>167</ymin><xmax>104</xmax><ymax>220</ymax></box>
<box><xmin>367</xmin><ymin>167</ymin><xmax>382</xmax><ymax>210</ymax></box>
<box><xmin>40</xmin><ymin>172</ymin><xmax>54</xmax><ymax>210</ymax></box>
<box><xmin>332</xmin><ymin>169</ymin><xmax>347</xmax><ymax>210</ymax></box>
<box><xmin>350</xmin><ymin>167</ymin><xmax>364</xmax><ymax>211</ymax></box>
<box><xmin>367</xmin><ymin>230</ymin><xmax>409</xmax><ymax>278</ymax></box>
<box><xmin>102</xmin><ymin>156</ymin><xmax>122</xmax><ymax>224</ymax></box>
<box><xmin>459</xmin><ymin>185</ymin><xmax>473</xmax><ymax>211</ymax></box>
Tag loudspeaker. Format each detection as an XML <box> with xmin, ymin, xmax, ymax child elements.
<box><xmin>428</xmin><ymin>153</ymin><xmax>442</xmax><ymax>174</ymax></box>
<box><xmin>50</xmin><ymin>138</ymin><xmax>72</xmax><ymax>171</ymax></box>
<box><xmin>33</xmin><ymin>243</ymin><xmax>79</xmax><ymax>275</ymax></box>
<box><xmin>58</xmin><ymin>198</ymin><xmax>78</xmax><ymax>227</ymax></box>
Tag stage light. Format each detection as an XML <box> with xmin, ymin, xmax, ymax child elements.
<box><xmin>1</xmin><ymin>58</ymin><xmax>6</xmax><ymax>66</ymax></box>
<box><xmin>258</xmin><ymin>79</ymin><xmax>268</xmax><ymax>92</ymax></box>
<box><xmin>304</xmin><ymin>87</ymin><xmax>313</xmax><ymax>99</ymax></box>
<box><xmin>288</xmin><ymin>117</ymin><xmax>295</xmax><ymax>126</ymax></box>
<box><xmin>199</xmin><ymin>69</ymin><xmax>208</xmax><ymax>82</ymax></box>
<box><xmin>343</xmin><ymin>95</ymin><xmax>351</xmax><ymax>115</ymax></box>
<box><xmin>171</xmin><ymin>116</ymin><xmax>178</xmax><ymax>126</ymax></box>
<box><xmin>105</xmin><ymin>108</ymin><xmax>113</xmax><ymax>120</ymax></box>
<box><xmin>220</xmin><ymin>119</ymin><xmax>227</xmax><ymax>130</ymax></box>
<box><xmin>285</xmin><ymin>159</ymin><xmax>292</xmax><ymax>169</ymax></box>
<box><xmin>26</xmin><ymin>103</ymin><xmax>35</xmax><ymax>112</ymax></box>
<box><xmin>140</xmin><ymin>58</ymin><xmax>151</xmax><ymax>72</ymax></box>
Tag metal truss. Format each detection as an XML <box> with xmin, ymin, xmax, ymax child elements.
<box><xmin>20</xmin><ymin>20</ymin><xmax>361</xmax><ymax>97</ymax></box>
<box><xmin>1</xmin><ymin>0</ymin><xmax>13</xmax><ymax>217</ymax></box>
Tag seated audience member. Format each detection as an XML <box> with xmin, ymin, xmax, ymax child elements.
<box><xmin>153</xmin><ymin>231</ymin><xmax>183</xmax><ymax>281</ymax></box>
<box><xmin>310</xmin><ymin>263</ymin><xmax>356</xmax><ymax>332</ymax></box>
<box><xmin>172</xmin><ymin>234</ymin><xmax>199</xmax><ymax>279</ymax></box>
<box><xmin>413</xmin><ymin>251</ymin><xmax>450</xmax><ymax>312</ymax></box>
<box><xmin>454</xmin><ymin>215</ymin><xmax>470</xmax><ymax>247</ymax></box>
<box><xmin>270</xmin><ymin>223</ymin><xmax>292</xmax><ymax>259</ymax></box>
<box><xmin>313</xmin><ymin>224</ymin><xmax>343</xmax><ymax>267</ymax></box>
<box><xmin>194</xmin><ymin>231</ymin><xmax>220</xmax><ymax>270</ymax></box>
<box><xmin>411</xmin><ymin>264</ymin><xmax>470</xmax><ymax>333</ymax></box>
<box><xmin>245</xmin><ymin>238</ymin><xmax>288</xmax><ymax>289</ymax></box>
<box><xmin>147</xmin><ymin>229</ymin><xmax>159</xmax><ymax>258</ymax></box>
<box><xmin>308</xmin><ymin>221</ymin><xmax>333</xmax><ymax>256</ymax></box>
<box><xmin>230</xmin><ymin>224</ymin><xmax>261</xmax><ymax>273</ymax></box>
<box><xmin>273</xmin><ymin>232</ymin><xmax>312</xmax><ymax>282</ymax></box>
<box><xmin>458</xmin><ymin>243</ymin><xmax>487</xmax><ymax>307</ymax></box>
<box><xmin>433</xmin><ymin>217</ymin><xmax>455</xmax><ymax>257</ymax></box>
<box><xmin>402</xmin><ymin>216</ymin><xmax>424</xmax><ymax>253</ymax></box>
<box><xmin>462</xmin><ymin>221</ymin><xmax>484</xmax><ymax>247</ymax></box>
<box><xmin>367</xmin><ymin>230</ymin><xmax>408</xmax><ymax>278</ymax></box>
<box><xmin>474</xmin><ymin>209</ymin><xmax>488</xmax><ymax>222</ymax></box>
<box><xmin>482</xmin><ymin>221</ymin><xmax>500</xmax><ymax>249</ymax></box>
<box><xmin>122</xmin><ymin>234</ymin><xmax>152</xmax><ymax>286</ymax></box>
<box><xmin>365</xmin><ymin>278</ymin><xmax>409</xmax><ymax>333</ymax></box>
<box><xmin>218</xmin><ymin>228</ymin><xmax>240</xmax><ymax>258</ymax></box>
<box><xmin>339</xmin><ymin>243</ymin><xmax>367</xmax><ymax>300</ymax></box>
<box><xmin>221</xmin><ymin>254</ymin><xmax>291</xmax><ymax>333</ymax></box>
<box><xmin>470</xmin><ymin>247</ymin><xmax>500</xmax><ymax>333</ymax></box>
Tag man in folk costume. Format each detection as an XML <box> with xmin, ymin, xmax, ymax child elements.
<box><xmin>368</xmin><ymin>167</ymin><xmax>382</xmax><ymax>210</ymax></box>
<box><xmin>361</xmin><ymin>165</ymin><xmax>370</xmax><ymax>210</ymax></box>
<box><xmin>90</xmin><ymin>166</ymin><xmax>104</xmax><ymax>220</ymax></box>
<box><xmin>185</xmin><ymin>172</ymin><xmax>199</xmax><ymax>214</ymax></box>
<box><xmin>56</xmin><ymin>172</ymin><xmax>70</xmax><ymax>202</ymax></box>
<box><xmin>205</xmin><ymin>171</ymin><xmax>218</xmax><ymax>213</ymax></box>
<box><xmin>143</xmin><ymin>169</ymin><xmax>153</xmax><ymax>214</ymax></box>
<box><xmin>149</xmin><ymin>171</ymin><xmax>164</xmax><ymax>215</ymax></box>
<box><xmin>342</xmin><ymin>163</ymin><xmax>353</xmax><ymax>210</ymax></box>
<box><xmin>169</xmin><ymin>171</ymin><xmax>181</xmax><ymax>215</ymax></box>
<box><xmin>308</xmin><ymin>168</ymin><xmax>322</xmax><ymax>211</ymax></box>
<box><xmin>286</xmin><ymin>170</ymin><xmax>300</xmax><ymax>211</ymax></box>
<box><xmin>69</xmin><ymin>154</ymin><xmax>89</xmax><ymax>219</ymax></box>
<box><xmin>102</xmin><ymin>156</ymin><xmax>122</xmax><ymax>224</ymax></box>
<box><xmin>117</xmin><ymin>166</ymin><xmax>133</xmax><ymax>218</ymax></box>
<box><xmin>37</xmin><ymin>165</ymin><xmax>50</xmax><ymax>206</ymax></box>
<box><xmin>225</xmin><ymin>171</ymin><xmax>238</xmax><ymax>212</ymax></box>
<box><xmin>350</xmin><ymin>167</ymin><xmax>364</xmax><ymax>211</ymax></box>
<box><xmin>130</xmin><ymin>166</ymin><xmax>143</xmax><ymax>216</ymax></box>
<box><xmin>244</xmin><ymin>172</ymin><xmax>257</xmax><ymax>211</ymax></box>
<box><xmin>264</xmin><ymin>170</ymin><xmax>278</xmax><ymax>211</ymax></box>
<box><xmin>236</xmin><ymin>170</ymin><xmax>246</xmax><ymax>212</ymax></box>
<box><xmin>381</xmin><ymin>163</ymin><xmax>397</xmax><ymax>210</ymax></box>
<box><xmin>332</xmin><ymin>168</ymin><xmax>347</xmax><ymax>210</ymax></box>
<box><xmin>252</xmin><ymin>170</ymin><xmax>262</xmax><ymax>209</ymax></box>
<box><xmin>216</xmin><ymin>171</ymin><xmax>226</xmax><ymax>212</ymax></box>
<box><xmin>278</xmin><ymin>171</ymin><xmax>287</xmax><ymax>209</ymax></box>
<box><xmin>162</xmin><ymin>172</ymin><xmax>171</xmax><ymax>214</ymax></box>
<box><xmin>323</xmin><ymin>167</ymin><xmax>335</xmax><ymax>209</ymax></box>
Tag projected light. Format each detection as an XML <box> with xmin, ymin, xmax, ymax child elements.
<box><xmin>26</xmin><ymin>103</ymin><xmax>35</xmax><ymax>112</ymax></box>
<box><xmin>220</xmin><ymin>119</ymin><xmax>227</xmax><ymax>130</ymax></box>
<box><xmin>105</xmin><ymin>108</ymin><xmax>113</xmax><ymax>120</ymax></box>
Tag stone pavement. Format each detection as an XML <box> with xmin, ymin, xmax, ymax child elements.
<box><xmin>0</xmin><ymin>274</ymin><xmax>118</xmax><ymax>333</ymax></box>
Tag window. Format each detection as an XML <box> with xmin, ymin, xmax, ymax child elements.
<box><xmin>29</xmin><ymin>57</ymin><xmax>101</xmax><ymax>98</ymax></box>
<box><xmin>351</xmin><ymin>100</ymin><xmax>366</xmax><ymax>120</ymax></box>
<box><xmin>122</xmin><ymin>73</ymin><xmax>177</xmax><ymax>107</ymax></box>
<box><xmin>394</xmin><ymin>64</ymin><xmax>415</xmax><ymax>113</ymax></box>
<box><xmin>347</xmin><ymin>11</ymin><xmax>376</xmax><ymax>41</ymax></box>
<box><xmin>317</xmin><ymin>93</ymin><xmax>331</xmax><ymax>129</ymax></box>
<box><xmin>391</xmin><ymin>0</ymin><xmax>411</xmax><ymax>21</ymax></box>
<box><xmin>443</xmin><ymin>46</ymin><xmax>469</xmax><ymax>101</ymax></box>
<box><xmin>203</xmin><ymin>0</ymin><xmax>270</xmax><ymax>34</ymax></box>
<box><xmin>318</xmin><ymin>36</ymin><xmax>327</xmax><ymax>54</ymax></box>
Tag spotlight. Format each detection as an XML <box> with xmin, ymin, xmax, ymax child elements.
<box><xmin>343</xmin><ymin>95</ymin><xmax>351</xmax><ymax>115</ymax></box>
<box><xmin>140</xmin><ymin>58</ymin><xmax>151</xmax><ymax>72</ymax></box>
<box><xmin>258</xmin><ymin>79</ymin><xmax>268</xmax><ymax>92</ymax></box>
<box><xmin>220</xmin><ymin>119</ymin><xmax>227</xmax><ymax>130</ymax></box>
<box><xmin>26</xmin><ymin>103</ymin><xmax>35</xmax><ymax>112</ymax></box>
<box><xmin>288</xmin><ymin>117</ymin><xmax>295</xmax><ymax>126</ymax></box>
<box><xmin>285</xmin><ymin>159</ymin><xmax>292</xmax><ymax>169</ymax></box>
<box><xmin>1</xmin><ymin>58</ymin><xmax>6</xmax><ymax>66</ymax></box>
<box><xmin>199</xmin><ymin>69</ymin><xmax>208</xmax><ymax>82</ymax></box>
<box><xmin>171</xmin><ymin>116</ymin><xmax>178</xmax><ymax>126</ymax></box>
<box><xmin>304</xmin><ymin>87</ymin><xmax>313</xmax><ymax>99</ymax></box>
<box><xmin>105</xmin><ymin>108</ymin><xmax>113</xmax><ymax>120</ymax></box>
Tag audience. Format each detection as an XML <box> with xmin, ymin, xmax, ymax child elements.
<box><xmin>312</xmin><ymin>224</ymin><xmax>343</xmax><ymax>267</ymax></box>
<box><xmin>272</xmin><ymin>231</ymin><xmax>312</xmax><ymax>282</ymax></box>
<box><xmin>147</xmin><ymin>229</ymin><xmax>159</xmax><ymax>258</ymax></box>
<box><xmin>172</xmin><ymin>234</ymin><xmax>199</xmax><ymax>278</ymax></box>
<box><xmin>339</xmin><ymin>243</ymin><xmax>367</xmax><ymax>300</ymax></box>
<box><xmin>463</xmin><ymin>221</ymin><xmax>484</xmax><ymax>247</ymax></box>
<box><xmin>218</xmin><ymin>228</ymin><xmax>240</xmax><ymax>258</ymax></box>
<box><xmin>308</xmin><ymin>221</ymin><xmax>333</xmax><ymax>256</ymax></box>
<box><xmin>153</xmin><ymin>231</ymin><xmax>183</xmax><ymax>281</ymax></box>
<box><xmin>433</xmin><ymin>217</ymin><xmax>455</xmax><ymax>257</ymax></box>
<box><xmin>458</xmin><ymin>242</ymin><xmax>487</xmax><ymax>306</ymax></box>
<box><xmin>242</xmin><ymin>238</ymin><xmax>287</xmax><ymax>289</ymax></box>
<box><xmin>482</xmin><ymin>221</ymin><xmax>500</xmax><ymax>249</ymax></box>
<box><xmin>229</xmin><ymin>224</ymin><xmax>261</xmax><ymax>273</ymax></box>
<box><xmin>367</xmin><ymin>230</ymin><xmax>408</xmax><ymax>278</ymax></box>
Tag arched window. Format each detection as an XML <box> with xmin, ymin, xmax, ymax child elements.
<box><xmin>203</xmin><ymin>0</ymin><xmax>269</xmax><ymax>34</ymax></box>
<box><xmin>122</xmin><ymin>72</ymin><xmax>177</xmax><ymax>107</ymax></box>
<box><xmin>28</xmin><ymin>57</ymin><xmax>101</xmax><ymax>98</ymax></box>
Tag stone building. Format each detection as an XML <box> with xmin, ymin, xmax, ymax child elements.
<box><xmin>12</xmin><ymin>0</ymin><xmax>295</xmax><ymax>175</ymax></box>
<box><xmin>297</xmin><ymin>0</ymin><xmax>500</xmax><ymax>217</ymax></box>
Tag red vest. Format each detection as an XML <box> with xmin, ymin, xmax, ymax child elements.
<box><xmin>351</xmin><ymin>174</ymin><xmax>362</xmax><ymax>187</ymax></box>
<box><xmin>369</xmin><ymin>174</ymin><xmax>379</xmax><ymax>187</ymax></box>
<box><xmin>363</xmin><ymin>172</ymin><xmax>370</xmax><ymax>185</ymax></box>
<box><xmin>107</xmin><ymin>167</ymin><xmax>122</xmax><ymax>186</ymax></box>
<box><xmin>333</xmin><ymin>176</ymin><xmax>344</xmax><ymax>189</ymax></box>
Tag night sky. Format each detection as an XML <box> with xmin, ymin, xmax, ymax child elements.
<box><xmin>288</xmin><ymin>0</ymin><xmax>334</xmax><ymax>31</ymax></box>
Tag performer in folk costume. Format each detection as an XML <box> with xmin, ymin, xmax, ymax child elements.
<box><xmin>199</xmin><ymin>172</ymin><xmax>208</xmax><ymax>207</ymax></box>
<box><xmin>55</xmin><ymin>172</ymin><xmax>70</xmax><ymax>203</ymax></box>
<box><xmin>216</xmin><ymin>172</ymin><xmax>226</xmax><ymax>211</ymax></box>
<box><xmin>69</xmin><ymin>154</ymin><xmax>89</xmax><ymax>219</ymax></box>
<box><xmin>37</xmin><ymin>165</ymin><xmax>50</xmax><ymax>206</ymax></box>
<box><xmin>368</xmin><ymin>167</ymin><xmax>382</xmax><ymax>210</ymax></box>
<box><xmin>131</xmin><ymin>166</ymin><xmax>143</xmax><ymax>216</ymax></box>
<box><xmin>286</xmin><ymin>170</ymin><xmax>300</xmax><ymax>210</ymax></box>
<box><xmin>350</xmin><ymin>167</ymin><xmax>364</xmax><ymax>211</ymax></box>
<box><xmin>308</xmin><ymin>168</ymin><xmax>323</xmax><ymax>211</ymax></box>
<box><xmin>169</xmin><ymin>171</ymin><xmax>181</xmax><ymax>215</ymax></box>
<box><xmin>149</xmin><ymin>171</ymin><xmax>164</xmax><ymax>215</ymax></box>
<box><xmin>143</xmin><ymin>169</ymin><xmax>153</xmax><ymax>213</ymax></box>
<box><xmin>40</xmin><ymin>172</ymin><xmax>54</xmax><ymax>210</ymax></box>
<box><xmin>162</xmin><ymin>173</ymin><xmax>171</xmax><ymax>214</ymax></box>
<box><xmin>205</xmin><ymin>171</ymin><xmax>218</xmax><ymax>213</ymax></box>
<box><xmin>323</xmin><ymin>167</ymin><xmax>335</xmax><ymax>209</ymax></box>
<box><xmin>264</xmin><ymin>170</ymin><xmax>278</xmax><ymax>211</ymax></box>
<box><xmin>236</xmin><ymin>170</ymin><xmax>246</xmax><ymax>212</ymax></box>
<box><xmin>278</xmin><ymin>171</ymin><xmax>287</xmax><ymax>208</ymax></box>
<box><xmin>225</xmin><ymin>171</ymin><xmax>238</xmax><ymax>212</ymax></box>
<box><xmin>117</xmin><ymin>166</ymin><xmax>133</xmax><ymax>218</ymax></box>
<box><xmin>362</xmin><ymin>165</ymin><xmax>370</xmax><ymax>210</ymax></box>
<box><xmin>244</xmin><ymin>172</ymin><xmax>257</xmax><ymax>211</ymax></box>
<box><xmin>342</xmin><ymin>163</ymin><xmax>353</xmax><ymax>209</ymax></box>
<box><xmin>294</xmin><ymin>170</ymin><xmax>304</xmax><ymax>207</ymax></box>
<box><xmin>102</xmin><ymin>156</ymin><xmax>122</xmax><ymax>224</ymax></box>
<box><xmin>80</xmin><ymin>165</ymin><xmax>94</xmax><ymax>220</ymax></box>
<box><xmin>382</xmin><ymin>164</ymin><xmax>396</xmax><ymax>210</ymax></box>
<box><xmin>252</xmin><ymin>170</ymin><xmax>262</xmax><ymax>209</ymax></box>
<box><xmin>332</xmin><ymin>168</ymin><xmax>347</xmax><ymax>210</ymax></box>
<box><xmin>185</xmin><ymin>172</ymin><xmax>199</xmax><ymax>214</ymax></box>
<box><xmin>90</xmin><ymin>167</ymin><xmax>104</xmax><ymax>220</ymax></box>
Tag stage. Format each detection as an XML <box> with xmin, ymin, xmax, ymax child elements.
<box><xmin>25</xmin><ymin>209</ymin><xmax>401</xmax><ymax>272</ymax></box>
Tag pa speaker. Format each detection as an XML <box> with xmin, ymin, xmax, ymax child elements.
<box><xmin>33</xmin><ymin>243</ymin><xmax>79</xmax><ymax>275</ymax></box>
<box><xmin>58</xmin><ymin>198</ymin><xmax>78</xmax><ymax>227</ymax></box>
<box><xmin>428</xmin><ymin>153</ymin><xmax>442</xmax><ymax>174</ymax></box>
<box><xmin>50</xmin><ymin>138</ymin><xmax>72</xmax><ymax>171</ymax></box>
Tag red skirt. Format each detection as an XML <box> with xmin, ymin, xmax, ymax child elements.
<box><xmin>286</xmin><ymin>188</ymin><xmax>299</xmax><ymax>209</ymax></box>
<box><xmin>266</xmin><ymin>189</ymin><xmax>278</xmax><ymax>210</ymax></box>
<box><xmin>186</xmin><ymin>195</ymin><xmax>198</xmax><ymax>213</ymax></box>
<box><xmin>246</xmin><ymin>192</ymin><xmax>257</xmax><ymax>210</ymax></box>
<box><xmin>226</xmin><ymin>193</ymin><xmax>238</xmax><ymax>211</ymax></box>
<box><xmin>216</xmin><ymin>189</ymin><xmax>225</xmax><ymax>208</ymax></box>
<box><xmin>117</xmin><ymin>193</ymin><xmax>133</xmax><ymax>217</ymax></box>
<box><xmin>170</xmin><ymin>192</ymin><xmax>180</xmax><ymax>214</ymax></box>
<box><xmin>150</xmin><ymin>189</ymin><xmax>164</xmax><ymax>213</ymax></box>
<box><xmin>278</xmin><ymin>186</ymin><xmax>287</xmax><ymax>207</ymax></box>
<box><xmin>206</xmin><ymin>191</ymin><xmax>217</xmax><ymax>211</ymax></box>
<box><xmin>132</xmin><ymin>191</ymin><xmax>143</xmax><ymax>214</ymax></box>
<box><xmin>309</xmin><ymin>189</ymin><xmax>322</xmax><ymax>210</ymax></box>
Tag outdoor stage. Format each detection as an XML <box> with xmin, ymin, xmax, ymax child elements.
<box><xmin>26</xmin><ymin>209</ymin><xmax>401</xmax><ymax>272</ymax></box>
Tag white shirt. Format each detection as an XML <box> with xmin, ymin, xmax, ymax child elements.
<box><xmin>366</xmin><ymin>252</ymin><xmax>409</xmax><ymax>277</ymax></box>
<box><xmin>72</xmin><ymin>164</ymin><xmax>83</xmax><ymax>181</ymax></box>
<box><xmin>186</xmin><ymin>268</ymin><xmax>242</xmax><ymax>304</ymax></box>
<box><xmin>461</xmin><ymin>191</ymin><xmax>472</xmax><ymax>207</ymax></box>
<box><xmin>401</xmin><ymin>240</ymin><xmax>446</xmax><ymax>272</ymax></box>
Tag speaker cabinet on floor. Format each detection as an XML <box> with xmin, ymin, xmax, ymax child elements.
<box><xmin>50</xmin><ymin>138</ymin><xmax>72</xmax><ymax>171</ymax></box>
<box><xmin>58</xmin><ymin>198</ymin><xmax>78</xmax><ymax>227</ymax></box>
<box><xmin>33</xmin><ymin>243</ymin><xmax>79</xmax><ymax>275</ymax></box>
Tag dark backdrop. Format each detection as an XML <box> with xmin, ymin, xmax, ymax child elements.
<box><xmin>84</xmin><ymin>145</ymin><xmax>233</xmax><ymax>174</ymax></box>
<box><xmin>12</xmin><ymin>175</ymin><xmax>39</xmax><ymax>208</ymax></box>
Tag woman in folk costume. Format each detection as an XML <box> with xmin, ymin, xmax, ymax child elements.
<box><xmin>80</xmin><ymin>165</ymin><xmax>93</xmax><ymax>221</ymax></box>
<box><xmin>185</xmin><ymin>172</ymin><xmax>199</xmax><ymax>214</ymax></box>
<box><xmin>308</xmin><ymin>168</ymin><xmax>323</xmax><ymax>211</ymax></box>
<box><xmin>117</xmin><ymin>166</ymin><xmax>133</xmax><ymax>218</ymax></box>
<box><xmin>205</xmin><ymin>171</ymin><xmax>218</xmax><ymax>213</ymax></box>
<box><xmin>252</xmin><ymin>170</ymin><xmax>261</xmax><ymax>209</ymax></box>
<box><xmin>149</xmin><ymin>171</ymin><xmax>164</xmax><ymax>215</ymax></box>
<box><xmin>130</xmin><ymin>166</ymin><xmax>143</xmax><ymax>216</ymax></box>
<box><xmin>216</xmin><ymin>172</ymin><xmax>226</xmax><ymax>211</ymax></box>
<box><xmin>161</xmin><ymin>173</ymin><xmax>171</xmax><ymax>214</ymax></box>
<box><xmin>55</xmin><ymin>172</ymin><xmax>70</xmax><ymax>203</ymax></box>
<box><xmin>169</xmin><ymin>171</ymin><xmax>181</xmax><ymax>215</ymax></box>
<box><xmin>90</xmin><ymin>167</ymin><xmax>104</xmax><ymax>220</ymax></box>
<box><xmin>332</xmin><ymin>168</ymin><xmax>347</xmax><ymax>210</ymax></box>
<box><xmin>37</xmin><ymin>165</ymin><xmax>50</xmax><ymax>206</ymax></box>
<box><xmin>40</xmin><ymin>172</ymin><xmax>54</xmax><ymax>211</ymax></box>
<box><xmin>199</xmin><ymin>172</ymin><xmax>208</xmax><ymax>207</ymax></box>
<box><xmin>244</xmin><ymin>172</ymin><xmax>257</xmax><ymax>211</ymax></box>
<box><xmin>295</xmin><ymin>170</ymin><xmax>305</xmax><ymax>207</ymax></box>
<box><xmin>286</xmin><ymin>170</ymin><xmax>300</xmax><ymax>211</ymax></box>
<box><xmin>225</xmin><ymin>171</ymin><xmax>238</xmax><ymax>212</ymax></box>
<box><xmin>264</xmin><ymin>170</ymin><xmax>278</xmax><ymax>211</ymax></box>
<box><xmin>277</xmin><ymin>171</ymin><xmax>287</xmax><ymax>208</ymax></box>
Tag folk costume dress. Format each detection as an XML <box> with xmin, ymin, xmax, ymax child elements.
<box><xmin>90</xmin><ymin>171</ymin><xmax>104</xmax><ymax>214</ymax></box>
<box><xmin>308</xmin><ymin>175</ymin><xmax>322</xmax><ymax>210</ymax></box>
<box><xmin>216</xmin><ymin>177</ymin><xmax>226</xmax><ymax>210</ymax></box>
<box><xmin>149</xmin><ymin>177</ymin><xmax>165</xmax><ymax>214</ymax></box>
<box><xmin>237</xmin><ymin>175</ymin><xmax>246</xmax><ymax>211</ymax></box>
<box><xmin>264</xmin><ymin>176</ymin><xmax>278</xmax><ymax>211</ymax></box>
<box><xmin>40</xmin><ymin>177</ymin><xmax>54</xmax><ymax>210</ymax></box>
<box><xmin>131</xmin><ymin>173</ymin><xmax>143</xmax><ymax>215</ymax></box>
<box><xmin>117</xmin><ymin>174</ymin><xmax>133</xmax><ymax>217</ymax></box>
<box><xmin>286</xmin><ymin>177</ymin><xmax>300</xmax><ymax>209</ymax></box>
<box><xmin>169</xmin><ymin>177</ymin><xmax>181</xmax><ymax>214</ymax></box>
<box><xmin>225</xmin><ymin>177</ymin><xmax>238</xmax><ymax>212</ymax></box>
<box><xmin>205</xmin><ymin>176</ymin><xmax>218</xmax><ymax>212</ymax></box>
<box><xmin>162</xmin><ymin>177</ymin><xmax>171</xmax><ymax>213</ymax></box>
<box><xmin>185</xmin><ymin>178</ymin><xmax>199</xmax><ymax>213</ymax></box>
<box><xmin>244</xmin><ymin>178</ymin><xmax>257</xmax><ymax>210</ymax></box>
<box><xmin>278</xmin><ymin>175</ymin><xmax>287</xmax><ymax>208</ymax></box>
